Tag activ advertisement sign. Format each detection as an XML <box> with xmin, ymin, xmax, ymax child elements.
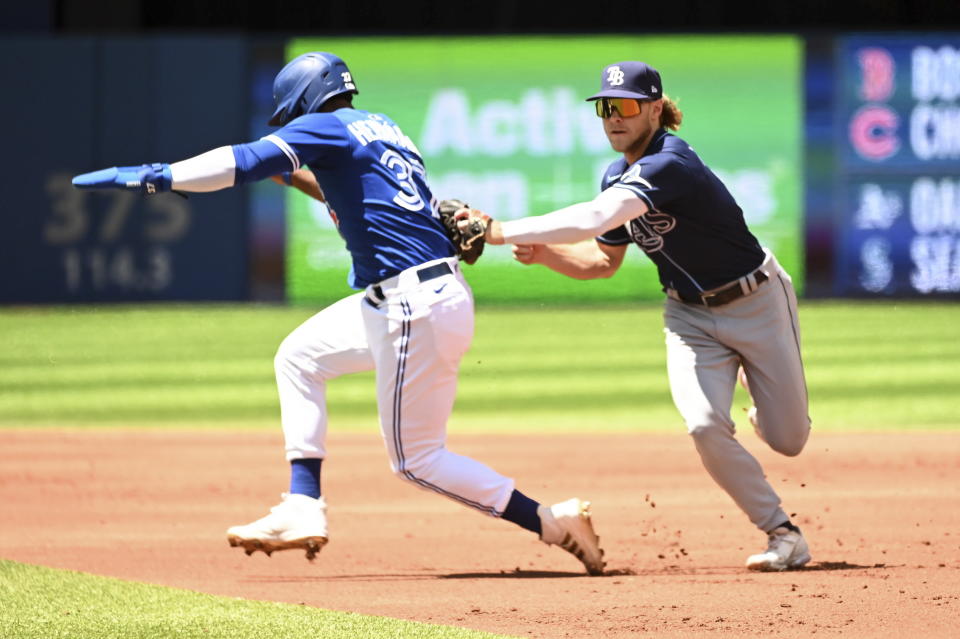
<box><xmin>282</xmin><ymin>36</ymin><xmax>803</xmax><ymax>304</ymax></box>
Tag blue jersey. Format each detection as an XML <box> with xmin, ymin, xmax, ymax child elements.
<box><xmin>597</xmin><ymin>129</ymin><xmax>764</xmax><ymax>298</ymax></box>
<box><xmin>233</xmin><ymin>108</ymin><xmax>454</xmax><ymax>288</ymax></box>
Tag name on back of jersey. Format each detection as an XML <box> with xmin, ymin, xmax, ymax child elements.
<box><xmin>347</xmin><ymin>114</ymin><xmax>422</xmax><ymax>157</ymax></box>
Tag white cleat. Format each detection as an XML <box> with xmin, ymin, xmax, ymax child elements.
<box><xmin>538</xmin><ymin>497</ymin><xmax>606</xmax><ymax>576</ymax></box>
<box><xmin>746</xmin><ymin>526</ymin><xmax>811</xmax><ymax>572</ymax></box>
<box><xmin>226</xmin><ymin>493</ymin><xmax>328</xmax><ymax>561</ymax></box>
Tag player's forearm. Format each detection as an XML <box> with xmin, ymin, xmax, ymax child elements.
<box><xmin>73</xmin><ymin>138</ymin><xmax>295</xmax><ymax>195</ymax></box>
<box><xmin>288</xmin><ymin>169</ymin><xmax>325</xmax><ymax>202</ymax></box>
<box><xmin>489</xmin><ymin>188</ymin><xmax>647</xmax><ymax>246</ymax></box>
<box><xmin>529</xmin><ymin>241</ymin><xmax>621</xmax><ymax>280</ymax></box>
<box><xmin>169</xmin><ymin>146</ymin><xmax>237</xmax><ymax>192</ymax></box>
<box><xmin>495</xmin><ymin>201</ymin><xmax>614</xmax><ymax>245</ymax></box>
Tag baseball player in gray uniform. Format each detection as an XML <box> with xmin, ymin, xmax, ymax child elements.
<box><xmin>477</xmin><ymin>61</ymin><xmax>812</xmax><ymax>571</ymax></box>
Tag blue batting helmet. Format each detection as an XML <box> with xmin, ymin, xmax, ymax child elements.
<box><xmin>268</xmin><ymin>52</ymin><xmax>358</xmax><ymax>126</ymax></box>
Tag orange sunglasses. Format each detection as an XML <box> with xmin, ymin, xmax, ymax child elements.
<box><xmin>594</xmin><ymin>97</ymin><xmax>643</xmax><ymax>118</ymax></box>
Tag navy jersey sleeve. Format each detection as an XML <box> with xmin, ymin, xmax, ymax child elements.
<box><xmin>231</xmin><ymin>139</ymin><xmax>291</xmax><ymax>185</ymax></box>
<box><xmin>598</xmin><ymin>225</ymin><xmax>630</xmax><ymax>245</ymax></box>
<box><xmin>610</xmin><ymin>153</ymin><xmax>688</xmax><ymax>213</ymax></box>
<box><xmin>265</xmin><ymin>113</ymin><xmax>353</xmax><ymax>170</ymax></box>
<box><xmin>231</xmin><ymin>113</ymin><xmax>353</xmax><ymax>185</ymax></box>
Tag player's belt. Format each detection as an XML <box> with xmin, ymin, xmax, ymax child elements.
<box><xmin>364</xmin><ymin>260</ymin><xmax>456</xmax><ymax>308</ymax></box>
<box><xmin>414</xmin><ymin>261</ymin><xmax>454</xmax><ymax>283</ymax></box>
<box><xmin>670</xmin><ymin>268</ymin><xmax>769</xmax><ymax>308</ymax></box>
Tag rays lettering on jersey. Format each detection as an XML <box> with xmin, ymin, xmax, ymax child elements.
<box><xmin>626</xmin><ymin>211</ymin><xmax>676</xmax><ymax>254</ymax></box>
<box><xmin>347</xmin><ymin>114</ymin><xmax>422</xmax><ymax>156</ymax></box>
<box><xmin>614</xmin><ymin>164</ymin><xmax>675</xmax><ymax>252</ymax></box>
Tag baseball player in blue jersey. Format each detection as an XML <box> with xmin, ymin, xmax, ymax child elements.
<box><xmin>72</xmin><ymin>51</ymin><xmax>605</xmax><ymax>575</ymax></box>
<box><xmin>475</xmin><ymin>61</ymin><xmax>812</xmax><ymax>571</ymax></box>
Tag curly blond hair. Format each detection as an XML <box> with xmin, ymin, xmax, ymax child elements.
<box><xmin>660</xmin><ymin>95</ymin><xmax>683</xmax><ymax>131</ymax></box>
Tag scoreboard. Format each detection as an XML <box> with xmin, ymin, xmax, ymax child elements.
<box><xmin>836</xmin><ymin>35</ymin><xmax>960</xmax><ymax>297</ymax></box>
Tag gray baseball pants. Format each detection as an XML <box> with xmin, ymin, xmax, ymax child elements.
<box><xmin>663</xmin><ymin>250</ymin><xmax>811</xmax><ymax>533</ymax></box>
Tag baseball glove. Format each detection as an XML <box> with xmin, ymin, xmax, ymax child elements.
<box><xmin>438</xmin><ymin>199</ymin><xmax>491</xmax><ymax>265</ymax></box>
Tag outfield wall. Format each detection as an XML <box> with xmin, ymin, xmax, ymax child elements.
<box><xmin>0</xmin><ymin>33</ymin><xmax>957</xmax><ymax>304</ymax></box>
<box><xmin>281</xmin><ymin>36</ymin><xmax>803</xmax><ymax>305</ymax></box>
<box><xmin>0</xmin><ymin>37</ymin><xmax>250</xmax><ymax>304</ymax></box>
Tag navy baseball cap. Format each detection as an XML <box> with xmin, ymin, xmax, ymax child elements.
<box><xmin>586</xmin><ymin>61</ymin><xmax>663</xmax><ymax>101</ymax></box>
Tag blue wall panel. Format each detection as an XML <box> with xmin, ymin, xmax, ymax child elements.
<box><xmin>0</xmin><ymin>37</ymin><xmax>249</xmax><ymax>303</ymax></box>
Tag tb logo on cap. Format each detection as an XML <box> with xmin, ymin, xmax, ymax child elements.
<box><xmin>606</xmin><ymin>66</ymin><xmax>625</xmax><ymax>86</ymax></box>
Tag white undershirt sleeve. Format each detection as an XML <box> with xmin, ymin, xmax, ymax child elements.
<box><xmin>498</xmin><ymin>187</ymin><xmax>649</xmax><ymax>245</ymax></box>
<box><xmin>169</xmin><ymin>146</ymin><xmax>237</xmax><ymax>192</ymax></box>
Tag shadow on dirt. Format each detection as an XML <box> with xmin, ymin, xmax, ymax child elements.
<box><xmin>602</xmin><ymin>562</ymin><xmax>893</xmax><ymax>577</ymax></box>
<box><xmin>242</xmin><ymin>563</ymin><xmax>893</xmax><ymax>582</ymax></box>
<box><xmin>242</xmin><ymin>567</ymin><xmax>640</xmax><ymax>582</ymax></box>
<box><xmin>803</xmin><ymin>561</ymin><xmax>892</xmax><ymax>571</ymax></box>
<box><xmin>442</xmin><ymin>567</ymin><xmax>638</xmax><ymax>579</ymax></box>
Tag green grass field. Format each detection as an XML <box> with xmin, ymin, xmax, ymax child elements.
<box><xmin>0</xmin><ymin>560</ymin><xmax>513</xmax><ymax>639</ymax></box>
<box><xmin>1</xmin><ymin>301</ymin><xmax>958</xmax><ymax>432</ymax></box>
<box><xmin>1</xmin><ymin>301</ymin><xmax>958</xmax><ymax>639</ymax></box>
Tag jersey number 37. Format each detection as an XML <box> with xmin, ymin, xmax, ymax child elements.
<box><xmin>380</xmin><ymin>149</ymin><xmax>427</xmax><ymax>214</ymax></box>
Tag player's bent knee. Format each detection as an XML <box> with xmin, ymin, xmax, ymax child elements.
<box><xmin>766</xmin><ymin>423</ymin><xmax>811</xmax><ymax>457</ymax></box>
<box><xmin>774</xmin><ymin>435</ymin><xmax>809</xmax><ymax>457</ymax></box>
<box><xmin>390</xmin><ymin>464</ymin><xmax>433</xmax><ymax>489</ymax></box>
<box><xmin>274</xmin><ymin>335</ymin><xmax>332</xmax><ymax>380</ymax></box>
<box><xmin>389</xmin><ymin>465</ymin><xmax>412</xmax><ymax>483</ymax></box>
<box><xmin>388</xmin><ymin>449</ymin><xmax>443</xmax><ymax>485</ymax></box>
<box><xmin>273</xmin><ymin>336</ymin><xmax>301</xmax><ymax>373</ymax></box>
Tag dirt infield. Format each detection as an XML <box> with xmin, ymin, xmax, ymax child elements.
<box><xmin>1</xmin><ymin>429</ymin><xmax>958</xmax><ymax>637</ymax></box>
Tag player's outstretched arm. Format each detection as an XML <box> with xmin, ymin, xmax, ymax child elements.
<box><xmin>72</xmin><ymin>163</ymin><xmax>176</xmax><ymax>195</ymax></box>
<box><xmin>486</xmin><ymin>187</ymin><xmax>647</xmax><ymax>247</ymax></box>
<box><xmin>72</xmin><ymin>146</ymin><xmax>239</xmax><ymax>195</ymax></box>
<box><xmin>512</xmin><ymin>240</ymin><xmax>626</xmax><ymax>280</ymax></box>
<box><xmin>72</xmin><ymin>137</ymin><xmax>298</xmax><ymax>195</ymax></box>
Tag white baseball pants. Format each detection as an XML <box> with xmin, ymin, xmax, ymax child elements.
<box><xmin>274</xmin><ymin>257</ymin><xmax>515</xmax><ymax>516</ymax></box>
<box><xmin>663</xmin><ymin>250</ymin><xmax>811</xmax><ymax>533</ymax></box>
